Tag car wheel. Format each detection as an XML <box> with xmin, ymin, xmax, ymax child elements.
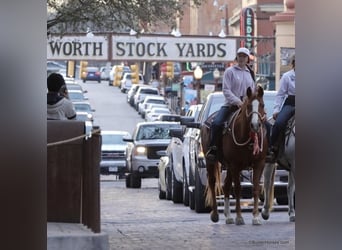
<box><xmin>182</xmin><ymin>166</ymin><xmax>189</xmax><ymax>207</ymax></box>
<box><xmin>125</xmin><ymin>173</ymin><xmax>131</xmax><ymax>188</ymax></box>
<box><xmin>172</xmin><ymin>168</ymin><xmax>183</xmax><ymax>204</ymax></box>
<box><xmin>83</xmin><ymin>80</ymin><xmax>86</xmax><ymax>83</ymax></box>
<box><xmin>195</xmin><ymin>165</ymin><xmax>211</xmax><ymax>213</ymax></box>
<box><xmin>165</xmin><ymin>167</ymin><xmax>172</xmax><ymax>200</ymax></box>
<box><xmin>189</xmin><ymin>166</ymin><xmax>195</xmax><ymax>210</ymax></box>
<box><xmin>131</xmin><ymin>173</ymin><xmax>141</xmax><ymax>188</ymax></box>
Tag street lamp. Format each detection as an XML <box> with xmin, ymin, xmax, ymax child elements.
<box><xmin>194</xmin><ymin>66</ymin><xmax>203</xmax><ymax>104</ymax></box>
<box><xmin>213</xmin><ymin>68</ymin><xmax>220</xmax><ymax>91</ymax></box>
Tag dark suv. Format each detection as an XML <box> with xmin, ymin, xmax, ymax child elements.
<box><xmin>182</xmin><ymin>92</ymin><xmax>225</xmax><ymax>213</ymax></box>
<box><xmin>183</xmin><ymin>91</ymin><xmax>289</xmax><ymax>212</ymax></box>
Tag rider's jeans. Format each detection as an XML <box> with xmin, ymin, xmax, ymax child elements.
<box><xmin>210</xmin><ymin>106</ymin><xmax>231</xmax><ymax>147</ymax></box>
<box><xmin>270</xmin><ymin>105</ymin><xmax>295</xmax><ymax>146</ymax></box>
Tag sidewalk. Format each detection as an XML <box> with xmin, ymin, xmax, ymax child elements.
<box><xmin>47</xmin><ymin>223</ymin><xmax>109</xmax><ymax>250</ymax></box>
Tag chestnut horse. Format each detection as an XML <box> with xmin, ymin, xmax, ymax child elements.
<box><xmin>262</xmin><ymin>116</ymin><xmax>295</xmax><ymax>222</ymax></box>
<box><xmin>202</xmin><ymin>86</ymin><xmax>271</xmax><ymax>225</ymax></box>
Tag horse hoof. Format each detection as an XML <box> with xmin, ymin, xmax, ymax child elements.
<box><xmin>261</xmin><ymin>209</ymin><xmax>270</xmax><ymax>220</ymax></box>
<box><xmin>252</xmin><ymin>217</ymin><xmax>262</xmax><ymax>225</ymax></box>
<box><xmin>210</xmin><ymin>211</ymin><xmax>219</xmax><ymax>223</ymax></box>
<box><xmin>235</xmin><ymin>217</ymin><xmax>245</xmax><ymax>225</ymax></box>
<box><xmin>226</xmin><ymin>217</ymin><xmax>234</xmax><ymax>224</ymax></box>
<box><xmin>289</xmin><ymin>215</ymin><xmax>295</xmax><ymax>222</ymax></box>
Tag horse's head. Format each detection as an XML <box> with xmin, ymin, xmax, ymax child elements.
<box><xmin>243</xmin><ymin>86</ymin><xmax>266</xmax><ymax>133</ymax></box>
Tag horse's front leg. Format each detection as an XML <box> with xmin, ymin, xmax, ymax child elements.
<box><xmin>252</xmin><ymin>163</ymin><xmax>264</xmax><ymax>225</ymax></box>
<box><xmin>262</xmin><ymin>163</ymin><xmax>276</xmax><ymax>220</ymax></box>
<box><xmin>233</xmin><ymin>171</ymin><xmax>245</xmax><ymax>225</ymax></box>
<box><xmin>223</xmin><ymin>169</ymin><xmax>234</xmax><ymax>224</ymax></box>
<box><xmin>288</xmin><ymin>167</ymin><xmax>295</xmax><ymax>222</ymax></box>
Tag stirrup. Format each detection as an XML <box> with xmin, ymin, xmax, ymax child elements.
<box><xmin>206</xmin><ymin>146</ymin><xmax>217</xmax><ymax>161</ymax></box>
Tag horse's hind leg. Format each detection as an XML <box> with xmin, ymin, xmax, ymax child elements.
<box><xmin>223</xmin><ymin>169</ymin><xmax>234</xmax><ymax>224</ymax></box>
<box><xmin>206</xmin><ymin>162</ymin><xmax>219</xmax><ymax>223</ymax></box>
<box><xmin>262</xmin><ymin>163</ymin><xmax>276</xmax><ymax>220</ymax></box>
<box><xmin>288</xmin><ymin>166</ymin><xmax>295</xmax><ymax>222</ymax></box>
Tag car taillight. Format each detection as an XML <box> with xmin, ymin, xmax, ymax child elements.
<box><xmin>95</xmin><ymin>72</ymin><xmax>101</xmax><ymax>76</ymax></box>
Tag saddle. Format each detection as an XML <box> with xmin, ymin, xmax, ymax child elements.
<box><xmin>203</xmin><ymin>109</ymin><xmax>240</xmax><ymax>161</ymax></box>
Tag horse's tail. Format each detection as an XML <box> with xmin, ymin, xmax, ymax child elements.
<box><xmin>205</xmin><ymin>161</ymin><xmax>223</xmax><ymax>208</ymax></box>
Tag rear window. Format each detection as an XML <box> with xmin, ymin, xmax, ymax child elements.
<box><xmin>148</xmin><ymin>99</ymin><xmax>165</xmax><ymax>104</ymax></box>
<box><xmin>87</xmin><ymin>67</ymin><xmax>99</xmax><ymax>72</ymax></box>
<box><xmin>141</xmin><ymin>89</ymin><xmax>158</xmax><ymax>95</ymax></box>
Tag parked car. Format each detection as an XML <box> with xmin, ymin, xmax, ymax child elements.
<box><xmin>138</xmin><ymin>95</ymin><xmax>167</xmax><ymax>118</ymax></box>
<box><xmin>156</xmin><ymin>114</ymin><xmax>182</xmax><ymax>122</ymax></box>
<box><xmin>157</xmin><ymin>104</ymin><xmax>202</xmax><ymax>205</ymax></box>
<box><xmin>126</xmin><ymin>84</ymin><xmax>145</xmax><ymax>107</ymax></box>
<box><xmin>109</xmin><ymin>65</ymin><xmax>130</xmax><ymax>86</ymax></box>
<box><xmin>72</xmin><ymin>101</ymin><xmax>95</xmax><ymax>122</ymax></box>
<box><xmin>144</xmin><ymin>103</ymin><xmax>169</xmax><ymax>117</ymax></box>
<box><xmin>145</xmin><ymin>107</ymin><xmax>171</xmax><ymax>122</ymax></box>
<box><xmin>100</xmin><ymin>130</ymin><xmax>131</xmax><ymax>177</ymax></box>
<box><xmin>66</xmin><ymin>83</ymin><xmax>87</xmax><ymax>93</ymax></box>
<box><xmin>100</xmin><ymin>66</ymin><xmax>111</xmax><ymax>80</ymax></box>
<box><xmin>76</xmin><ymin>111</ymin><xmax>94</xmax><ymax>122</ymax></box>
<box><xmin>68</xmin><ymin>90</ymin><xmax>88</xmax><ymax>102</ymax></box>
<box><xmin>124</xmin><ymin>121</ymin><xmax>182</xmax><ymax>188</ymax></box>
<box><xmin>82</xmin><ymin>67</ymin><xmax>101</xmax><ymax>83</ymax></box>
<box><xmin>120</xmin><ymin>73</ymin><xmax>144</xmax><ymax>93</ymax></box>
<box><xmin>72</xmin><ymin>101</ymin><xmax>95</xmax><ymax>113</ymax></box>
<box><xmin>133</xmin><ymin>86</ymin><xmax>160</xmax><ymax>111</ymax></box>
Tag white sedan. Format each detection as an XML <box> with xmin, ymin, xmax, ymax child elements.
<box><xmin>145</xmin><ymin>107</ymin><xmax>171</xmax><ymax>122</ymax></box>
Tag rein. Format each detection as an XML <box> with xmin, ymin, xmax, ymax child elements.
<box><xmin>231</xmin><ymin>106</ymin><xmax>266</xmax><ymax>154</ymax></box>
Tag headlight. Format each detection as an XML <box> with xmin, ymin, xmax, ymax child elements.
<box><xmin>134</xmin><ymin>146</ymin><xmax>147</xmax><ymax>156</ymax></box>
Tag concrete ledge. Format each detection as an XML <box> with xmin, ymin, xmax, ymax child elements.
<box><xmin>47</xmin><ymin>223</ymin><xmax>109</xmax><ymax>250</ymax></box>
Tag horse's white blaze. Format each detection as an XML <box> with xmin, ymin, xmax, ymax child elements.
<box><xmin>251</xmin><ymin>99</ymin><xmax>259</xmax><ymax>129</ymax></box>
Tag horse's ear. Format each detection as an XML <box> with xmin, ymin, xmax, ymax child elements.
<box><xmin>247</xmin><ymin>87</ymin><xmax>252</xmax><ymax>98</ymax></box>
<box><xmin>257</xmin><ymin>85</ymin><xmax>264</xmax><ymax>98</ymax></box>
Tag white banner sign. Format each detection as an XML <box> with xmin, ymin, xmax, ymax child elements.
<box><xmin>47</xmin><ymin>34</ymin><xmax>237</xmax><ymax>62</ymax></box>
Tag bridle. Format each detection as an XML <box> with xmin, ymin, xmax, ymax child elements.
<box><xmin>231</xmin><ymin>98</ymin><xmax>266</xmax><ymax>154</ymax></box>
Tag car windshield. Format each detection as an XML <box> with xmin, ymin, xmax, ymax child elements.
<box><xmin>136</xmin><ymin>124</ymin><xmax>179</xmax><ymax>140</ymax></box>
<box><xmin>102</xmin><ymin>134</ymin><xmax>126</xmax><ymax>145</ymax></box>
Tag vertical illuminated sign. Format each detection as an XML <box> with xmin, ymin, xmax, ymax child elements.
<box><xmin>240</xmin><ymin>7</ymin><xmax>254</xmax><ymax>50</ymax></box>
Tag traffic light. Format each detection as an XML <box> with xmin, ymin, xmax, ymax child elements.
<box><xmin>114</xmin><ymin>66</ymin><xmax>123</xmax><ymax>87</ymax></box>
<box><xmin>166</xmin><ymin>61</ymin><xmax>174</xmax><ymax>78</ymax></box>
<box><xmin>67</xmin><ymin>60</ymin><xmax>75</xmax><ymax>78</ymax></box>
<box><xmin>130</xmin><ymin>64</ymin><xmax>139</xmax><ymax>84</ymax></box>
<box><xmin>79</xmin><ymin>61</ymin><xmax>88</xmax><ymax>79</ymax></box>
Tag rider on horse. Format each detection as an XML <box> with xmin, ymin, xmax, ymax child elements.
<box><xmin>267</xmin><ymin>55</ymin><xmax>295</xmax><ymax>161</ymax></box>
<box><xmin>206</xmin><ymin>47</ymin><xmax>256</xmax><ymax>161</ymax></box>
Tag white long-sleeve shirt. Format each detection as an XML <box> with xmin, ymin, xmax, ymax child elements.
<box><xmin>222</xmin><ymin>64</ymin><xmax>255</xmax><ymax>106</ymax></box>
<box><xmin>273</xmin><ymin>69</ymin><xmax>296</xmax><ymax>115</ymax></box>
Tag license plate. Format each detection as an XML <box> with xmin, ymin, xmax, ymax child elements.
<box><xmin>109</xmin><ymin>166</ymin><xmax>118</xmax><ymax>172</ymax></box>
